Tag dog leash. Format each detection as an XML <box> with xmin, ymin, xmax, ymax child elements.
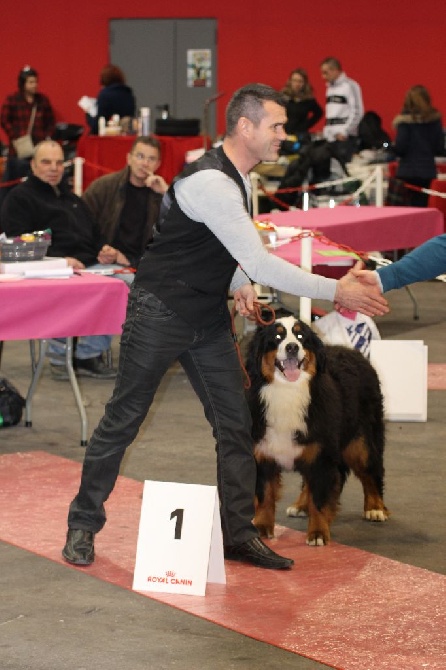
<box><xmin>231</xmin><ymin>300</ymin><xmax>276</xmax><ymax>390</ymax></box>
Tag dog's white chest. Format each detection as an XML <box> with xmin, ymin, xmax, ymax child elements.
<box><xmin>257</xmin><ymin>379</ymin><xmax>311</xmax><ymax>470</ymax></box>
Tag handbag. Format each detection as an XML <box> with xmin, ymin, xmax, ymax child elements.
<box><xmin>0</xmin><ymin>377</ymin><xmax>25</xmax><ymax>427</ymax></box>
<box><xmin>12</xmin><ymin>105</ymin><xmax>37</xmax><ymax>159</ymax></box>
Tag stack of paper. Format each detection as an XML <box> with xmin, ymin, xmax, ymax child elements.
<box><xmin>23</xmin><ymin>267</ymin><xmax>74</xmax><ymax>279</ymax></box>
<box><xmin>0</xmin><ymin>257</ymin><xmax>67</xmax><ymax>274</ymax></box>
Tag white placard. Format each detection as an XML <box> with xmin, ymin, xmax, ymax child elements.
<box><xmin>132</xmin><ymin>481</ymin><xmax>226</xmax><ymax>597</ymax></box>
<box><xmin>370</xmin><ymin>340</ymin><xmax>428</xmax><ymax>422</ymax></box>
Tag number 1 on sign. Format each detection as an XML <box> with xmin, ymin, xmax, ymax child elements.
<box><xmin>170</xmin><ymin>508</ymin><xmax>184</xmax><ymax>539</ymax></box>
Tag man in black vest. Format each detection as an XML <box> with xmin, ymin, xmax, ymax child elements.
<box><xmin>62</xmin><ymin>84</ymin><xmax>388</xmax><ymax>570</ymax></box>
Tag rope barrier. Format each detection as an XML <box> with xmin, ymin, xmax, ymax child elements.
<box><xmin>255</xmin><ymin>169</ymin><xmax>446</xmax><ymax>210</ymax></box>
<box><xmin>254</xmin><ymin>222</ymin><xmax>369</xmax><ymax>262</ymax></box>
<box><xmin>403</xmin><ymin>182</ymin><xmax>446</xmax><ymax>199</ymax></box>
<box><xmin>257</xmin><ymin>174</ymin><xmax>361</xmax><ymax>211</ymax></box>
<box><xmin>0</xmin><ymin>177</ymin><xmax>25</xmax><ymax>189</ymax></box>
<box><xmin>82</xmin><ymin>159</ymin><xmax>116</xmax><ymax>175</ymax></box>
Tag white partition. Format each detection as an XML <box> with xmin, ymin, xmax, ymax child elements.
<box><xmin>370</xmin><ymin>340</ymin><xmax>428</xmax><ymax>422</ymax></box>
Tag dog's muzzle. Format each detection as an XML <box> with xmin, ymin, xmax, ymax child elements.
<box><xmin>275</xmin><ymin>353</ymin><xmax>305</xmax><ymax>382</ymax></box>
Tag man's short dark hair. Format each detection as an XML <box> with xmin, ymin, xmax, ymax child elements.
<box><xmin>130</xmin><ymin>135</ymin><xmax>162</xmax><ymax>157</ymax></box>
<box><xmin>321</xmin><ymin>57</ymin><xmax>342</xmax><ymax>71</ymax></box>
<box><xmin>225</xmin><ymin>83</ymin><xmax>286</xmax><ymax>136</ymax></box>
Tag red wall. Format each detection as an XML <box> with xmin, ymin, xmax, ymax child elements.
<box><xmin>1</xmin><ymin>0</ymin><xmax>445</xmax><ymax>144</ymax></box>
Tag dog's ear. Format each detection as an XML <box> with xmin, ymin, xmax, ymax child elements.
<box><xmin>299</xmin><ymin>321</ymin><xmax>327</xmax><ymax>374</ymax></box>
<box><xmin>313</xmin><ymin>336</ymin><xmax>327</xmax><ymax>374</ymax></box>
<box><xmin>245</xmin><ymin>325</ymin><xmax>268</xmax><ymax>372</ymax></box>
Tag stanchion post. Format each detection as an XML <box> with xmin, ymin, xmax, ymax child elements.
<box><xmin>375</xmin><ymin>165</ymin><xmax>384</xmax><ymax>207</ymax></box>
<box><xmin>73</xmin><ymin>157</ymin><xmax>84</xmax><ymax>196</ymax></box>
<box><xmin>299</xmin><ymin>232</ymin><xmax>312</xmax><ymax>324</ymax></box>
<box><xmin>250</xmin><ymin>172</ymin><xmax>259</xmax><ymax>218</ymax></box>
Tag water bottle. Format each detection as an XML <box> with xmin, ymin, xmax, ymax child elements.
<box><xmin>98</xmin><ymin>117</ymin><xmax>106</xmax><ymax>136</ymax></box>
<box><xmin>138</xmin><ymin>107</ymin><xmax>151</xmax><ymax>136</ymax></box>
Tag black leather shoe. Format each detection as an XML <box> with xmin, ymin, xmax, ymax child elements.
<box><xmin>62</xmin><ymin>529</ymin><xmax>95</xmax><ymax>566</ymax></box>
<box><xmin>224</xmin><ymin>537</ymin><xmax>294</xmax><ymax>570</ymax></box>
<box><xmin>75</xmin><ymin>355</ymin><xmax>117</xmax><ymax>379</ymax></box>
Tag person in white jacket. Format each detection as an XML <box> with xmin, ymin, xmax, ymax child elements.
<box><xmin>320</xmin><ymin>57</ymin><xmax>364</xmax><ymax>168</ymax></box>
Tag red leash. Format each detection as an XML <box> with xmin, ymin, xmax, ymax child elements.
<box><xmin>231</xmin><ymin>300</ymin><xmax>276</xmax><ymax>390</ymax></box>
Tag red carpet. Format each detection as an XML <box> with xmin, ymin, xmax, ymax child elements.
<box><xmin>0</xmin><ymin>451</ymin><xmax>445</xmax><ymax>670</ymax></box>
<box><xmin>428</xmin><ymin>363</ymin><xmax>446</xmax><ymax>390</ymax></box>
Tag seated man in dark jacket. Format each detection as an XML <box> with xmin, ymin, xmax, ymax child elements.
<box><xmin>82</xmin><ymin>135</ymin><xmax>168</xmax><ymax>270</ymax></box>
<box><xmin>0</xmin><ymin>140</ymin><xmax>124</xmax><ymax>379</ymax></box>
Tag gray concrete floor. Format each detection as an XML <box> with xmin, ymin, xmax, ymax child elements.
<box><xmin>1</xmin><ymin>281</ymin><xmax>445</xmax><ymax>669</ymax></box>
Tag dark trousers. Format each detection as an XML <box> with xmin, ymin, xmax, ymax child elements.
<box><xmin>328</xmin><ymin>136</ymin><xmax>358</xmax><ymax>171</ymax></box>
<box><xmin>67</xmin><ymin>285</ymin><xmax>258</xmax><ymax>547</ymax></box>
<box><xmin>402</xmin><ymin>177</ymin><xmax>431</xmax><ymax>208</ymax></box>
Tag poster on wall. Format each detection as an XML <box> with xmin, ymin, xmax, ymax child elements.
<box><xmin>187</xmin><ymin>49</ymin><xmax>212</xmax><ymax>88</ymax></box>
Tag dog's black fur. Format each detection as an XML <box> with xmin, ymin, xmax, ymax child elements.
<box><xmin>245</xmin><ymin>314</ymin><xmax>389</xmax><ymax>545</ymax></box>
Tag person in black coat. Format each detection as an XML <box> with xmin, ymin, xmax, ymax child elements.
<box><xmin>392</xmin><ymin>85</ymin><xmax>444</xmax><ymax>207</ymax></box>
<box><xmin>0</xmin><ymin>140</ymin><xmax>124</xmax><ymax>379</ymax></box>
<box><xmin>87</xmin><ymin>64</ymin><xmax>136</xmax><ymax>135</ymax></box>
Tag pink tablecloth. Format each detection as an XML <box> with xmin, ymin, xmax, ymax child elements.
<box><xmin>0</xmin><ymin>274</ymin><xmax>129</xmax><ymax>341</ymax></box>
<box><xmin>257</xmin><ymin>206</ymin><xmax>444</xmax><ymax>253</ymax></box>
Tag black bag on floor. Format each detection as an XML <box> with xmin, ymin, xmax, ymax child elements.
<box><xmin>0</xmin><ymin>378</ymin><xmax>25</xmax><ymax>428</ymax></box>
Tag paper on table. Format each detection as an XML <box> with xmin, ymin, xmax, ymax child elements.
<box><xmin>78</xmin><ymin>95</ymin><xmax>98</xmax><ymax>117</ymax></box>
<box><xmin>23</xmin><ymin>267</ymin><xmax>74</xmax><ymax>279</ymax></box>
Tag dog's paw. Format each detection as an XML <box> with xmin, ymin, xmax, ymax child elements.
<box><xmin>253</xmin><ymin>521</ymin><xmax>275</xmax><ymax>539</ymax></box>
<box><xmin>364</xmin><ymin>508</ymin><xmax>390</xmax><ymax>522</ymax></box>
<box><xmin>286</xmin><ymin>505</ymin><xmax>307</xmax><ymax>518</ymax></box>
<box><xmin>306</xmin><ymin>534</ymin><xmax>327</xmax><ymax>547</ymax></box>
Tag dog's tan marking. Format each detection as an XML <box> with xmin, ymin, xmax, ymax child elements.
<box><xmin>306</xmin><ymin>483</ymin><xmax>341</xmax><ymax>546</ymax></box>
<box><xmin>344</xmin><ymin>437</ymin><xmax>390</xmax><ymax>521</ymax></box>
<box><xmin>253</xmin><ymin>454</ymin><xmax>282</xmax><ymax>538</ymax></box>
<box><xmin>261</xmin><ymin>350</ymin><xmax>277</xmax><ymax>383</ymax></box>
<box><xmin>301</xmin><ymin>350</ymin><xmax>317</xmax><ymax>377</ymax></box>
<box><xmin>343</xmin><ymin>437</ymin><xmax>370</xmax><ymax>470</ymax></box>
<box><xmin>297</xmin><ymin>441</ymin><xmax>321</xmax><ymax>466</ymax></box>
<box><xmin>287</xmin><ymin>481</ymin><xmax>309</xmax><ymax>517</ymax></box>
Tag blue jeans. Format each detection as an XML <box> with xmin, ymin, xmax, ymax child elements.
<box><xmin>48</xmin><ymin>335</ymin><xmax>112</xmax><ymax>363</ymax></box>
<box><xmin>68</xmin><ymin>285</ymin><xmax>258</xmax><ymax>547</ymax></box>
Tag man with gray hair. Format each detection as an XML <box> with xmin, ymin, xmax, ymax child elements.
<box><xmin>62</xmin><ymin>84</ymin><xmax>387</xmax><ymax>571</ymax></box>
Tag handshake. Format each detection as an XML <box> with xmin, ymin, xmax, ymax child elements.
<box><xmin>334</xmin><ymin>260</ymin><xmax>387</xmax><ymax>318</ymax></box>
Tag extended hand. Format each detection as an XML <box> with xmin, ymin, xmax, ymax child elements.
<box><xmin>349</xmin><ymin>260</ymin><xmax>382</xmax><ymax>288</ymax></box>
<box><xmin>335</xmin><ymin>266</ymin><xmax>388</xmax><ymax>317</ymax></box>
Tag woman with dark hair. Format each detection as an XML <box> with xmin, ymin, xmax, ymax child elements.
<box><xmin>0</xmin><ymin>65</ymin><xmax>55</xmax><ymax>200</ymax></box>
<box><xmin>87</xmin><ymin>64</ymin><xmax>136</xmax><ymax>135</ymax></box>
<box><xmin>281</xmin><ymin>68</ymin><xmax>323</xmax><ymax>139</ymax></box>
<box><xmin>391</xmin><ymin>85</ymin><xmax>444</xmax><ymax>207</ymax></box>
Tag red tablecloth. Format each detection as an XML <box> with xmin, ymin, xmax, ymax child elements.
<box><xmin>77</xmin><ymin>135</ymin><xmax>205</xmax><ymax>189</ymax></box>
<box><xmin>0</xmin><ymin>274</ymin><xmax>129</xmax><ymax>341</ymax></box>
<box><xmin>257</xmin><ymin>206</ymin><xmax>444</xmax><ymax>254</ymax></box>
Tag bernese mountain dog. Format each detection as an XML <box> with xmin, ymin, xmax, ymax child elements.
<box><xmin>245</xmin><ymin>312</ymin><xmax>389</xmax><ymax>546</ymax></box>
